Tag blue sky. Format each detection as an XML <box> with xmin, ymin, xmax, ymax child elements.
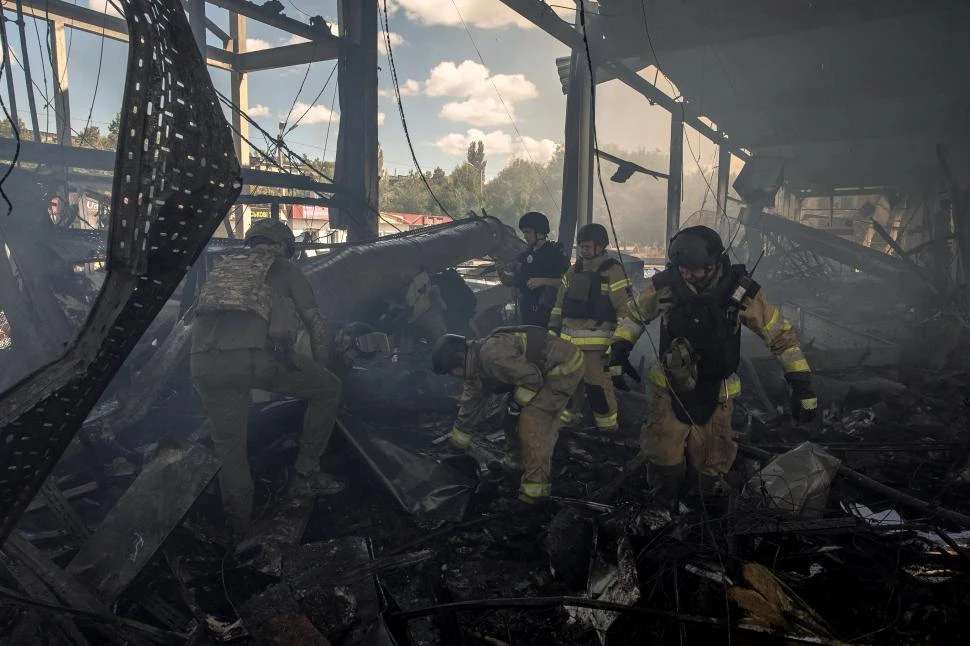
<box><xmin>1</xmin><ymin>0</ymin><xmax>721</xmax><ymax>179</ymax></box>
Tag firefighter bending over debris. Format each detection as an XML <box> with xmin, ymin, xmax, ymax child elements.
<box><xmin>191</xmin><ymin>219</ymin><xmax>344</xmax><ymax>540</ymax></box>
<box><xmin>549</xmin><ymin>223</ymin><xmax>633</xmax><ymax>432</ymax></box>
<box><xmin>432</xmin><ymin>326</ymin><xmax>584</xmax><ymax>503</ymax></box>
<box><xmin>499</xmin><ymin>211</ymin><xmax>570</xmax><ymax>327</ymax></box>
<box><xmin>610</xmin><ymin>225</ymin><xmax>818</xmax><ymax>509</ymax></box>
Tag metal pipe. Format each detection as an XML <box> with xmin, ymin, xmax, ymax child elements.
<box><xmin>302</xmin><ymin>215</ymin><xmax>524</xmax><ymax>321</ymax></box>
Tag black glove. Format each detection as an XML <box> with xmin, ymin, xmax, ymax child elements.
<box><xmin>608</xmin><ymin>340</ymin><xmax>639</xmax><ymax>390</ymax></box>
<box><xmin>787</xmin><ymin>374</ymin><xmax>818</xmax><ymax>423</ymax></box>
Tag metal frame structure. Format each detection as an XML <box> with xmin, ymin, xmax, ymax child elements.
<box><xmin>499</xmin><ymin>0</ymin><xmax>742</xmax><ymax>246</ymax></box>
<box><xmin>0</xmin><ymin>0</ymin><xmax>381</xmax><ymax>240</ymax></box>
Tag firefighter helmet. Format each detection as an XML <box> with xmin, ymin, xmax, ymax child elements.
<box><xmin>667</xmin><ymin>225</ymin><xmax>725</xmax><ymax>269</ymax></box>
<box><xmin>245</xmin><ymin>219</ymin><xmax>296</xmax><ymax>259</ymax></box>
<box><xmin>577</xmin><ymin>223</ymin><xmax>610</xmax><ymax>247</ymax></box>
<box><xmin>518</xmin><ymin>211</ymin><xmax>550</xmax><ymax>235</ymax></box>
<box><xmin>432</xmin><ymin>334</ymin><xmax>469</xmax><ymax>375</ymax></box>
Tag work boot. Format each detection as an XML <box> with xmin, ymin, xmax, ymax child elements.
<box><xmin>289</xmin><ymin>471</ymin><xmax>346</xmax><ymax>497</ymax></box>
<box><xmin>647</xmin><ymin>462</ymin><xmax>686</xmax><ymax>513</ymax></box>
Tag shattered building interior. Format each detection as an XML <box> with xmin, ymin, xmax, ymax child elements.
<box><xmin>2</xmin><ymin>0</ymin><xmax>970</xmax><ymax>644</ymax></box>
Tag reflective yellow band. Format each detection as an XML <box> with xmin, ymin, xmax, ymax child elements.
<box><xmin>719</xmin><ymin>375</ymin><xmax>742</xmax><ymax>401</ymax></box>
<box><xmin>561</xmin><ymin>333</ymin><xmax>613</xmax><ymax>346</ymax></box>
<box><xmin>450</xmin><ymin>427</ymin><xmax>472</xmax><ymax>448</ymax></box>
<box><xmin>513</xmin><ymin>386</ymin><xmax>537</xmax><ymax>406</ymax></box>
<box><xmin>593</xmin><ymin>412</ymin><xmax>618</xmax><ymax>430</ymax></box>
<box><xmin>761</xmin><ymin>307</ymin><xmax>780</xmax><ymax>337</ymax></box>
<box><xmin>548</xmin><ymin>350</ymin><xmax>583</xmax><ymax>376</ymax></box>
<box><xmin>783</xmin><ymin>358</ymin><xmax>811</xmax><ymax>373</ymax></box>
<box><xmin>609</xmin><ymin>278</ymin><xmax>632</xmax><ymax>292</ymax></box>
<box><xmin>800</xmin><ymin>397</ymin><xmax>818</xmax><ymax>410</ymax></box>
<box><xmin>613</xmin><ymin>326</ymin><xmax>639</xmax><ymax>344</ymax></box>
<box><xmin>520</xmin><ymin>482</ymin><xmax>552</xmax><ymax>498</ymax></box>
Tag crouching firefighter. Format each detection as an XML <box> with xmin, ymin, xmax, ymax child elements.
<box><xmin>191</xmin><ymin>219</ymin><xmax>344</xmax><ymax>540</ymax></box>
<box><xmin>431</xmin><ymin>327</ymin><xmax>584</xmax><ymax>503</ymax></box>
<box><xmin>549</xmin><ymin>223</ymin><xmax>633</xmax><ymax>432</ymax></box>
<box><xmin>610</xmin><ymin>226</ymin><xmax>818</xmax><ymax>508</ymax></box>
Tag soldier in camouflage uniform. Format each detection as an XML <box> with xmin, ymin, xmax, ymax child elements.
<box><xmin>431</xmin><ymin>326</ymin><xmax>584</xmax><ymax>502</ymax></box>
<box><xmin>191</xmin><ymin>219</ymin><xmax>343</xmax><ymax>539</ymax></box>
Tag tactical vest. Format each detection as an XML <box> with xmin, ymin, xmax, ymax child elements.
<box><xmin>474</xmin><ymin>325</ymin><xmax>549</xmax><ymax>394</ymax></box>
<box><xmin>654</xmin><ymin>260</ymin><xmax>760</xmax><ymax>382</ymax></box>
<box><xmin>561</xmin><ymin>258</ymin><xmax>621</xmax><ymax>323</ymax></box>
<box><xmin>196</xmin><ymin>250</ymin><xmax>278</xmax><ymax>321</ymax></box>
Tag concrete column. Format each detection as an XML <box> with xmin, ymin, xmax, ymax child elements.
<box><xmin>558</xmin><ymin>6</ymin><xmax>594</xmax><ymax>253</ymax></box>
<box><xmin>716</xmin><ymin>142</ymin><xmax>731</xmax><ymax>222</ymax></box>
<box><xmin>50</xmin><ymin>21</ymin><xmax>71</xmax><ymax>146</ymax></box>
<box><xmin>666</xmin><ymin>111</ymin><xmax>684</xmax><ymax>245</ymax></box>
<box><xmin>333</xmin><ymin>0</ymin><xmax>379</xmax><ymax>241</ymax></box>
<box><xmin>229</xmin><ymin>13</ymin><xmax>250</xmax><ymax>168</ymax></box>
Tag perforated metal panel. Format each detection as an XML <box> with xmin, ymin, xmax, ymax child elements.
<box><xmin>0</xmin><ymin>0</ymin><xmax>241</xmax><ymax>541</ymax></box>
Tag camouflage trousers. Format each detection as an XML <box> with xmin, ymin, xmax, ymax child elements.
<box><xmin>191</xmin><ymin>348</ymin><xmax>342</xmax><ymax>534</ymax></box>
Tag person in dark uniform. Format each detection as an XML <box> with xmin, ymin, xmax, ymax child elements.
<box><xmin>499</xmin><ymin>212</ymin><xmax>570</xmax><ymax>327</ymax></box>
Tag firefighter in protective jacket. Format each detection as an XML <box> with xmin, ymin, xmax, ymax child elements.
<box><xmin>191</xmin><ymin>219</ymin><xmax>344</xmax><ymax>539</ymax></box>
<box><xmin>610</xmin><ymin>226</ymin><xmax>817</xmax><ymax>507</ymax></box>
<box><xmin>549</xmin><ymin>223</ymin><xmax>632</xmax><ymax>431</ymax></box>
<box><xmin>432</xmin><ymin>327</ymin><xmax>584</xmax><ymax>502</ymax></box>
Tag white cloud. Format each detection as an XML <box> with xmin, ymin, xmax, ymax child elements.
<box><xmin>434</xmin><ymin>129</ymin><xmax>557</xmax><ymax>166</ymax></box>
<box><xmin>286</xmin><ymin>102</ymin><xmax>338</xmax><ymax>126</ymax></box>
<box><xmin>389</xmin><ymin>0</ymin><xmax>539</xmax><ymax>29</ymax></box>
<box><xmin>425</xmin><ymin>60</ymin><xmax>489</xmax><ymax>97</ymax></box>
<box><xmin>399</xmin><ymin>79</ymin><xmax>421</xmax><ymax>96</ymax></box>
<box><xmin>246</xmin><ymin>38</ymin><xmax>271</xmax><ymax>52</ymax></box>
<box><xmin>378</xmin><ymin>112</ymin><xmax>386</xmax><ymax>126</ymax></box>
<box><xmin>248</xmin><ymin>104</ymin><xmax>270</xmax><ymax>118</ymax></box>
<box><xmin>87</xmin><ymin>1</ymin><xmax>123</xmax><ymax>19</ymax></box>
<box><xmin>423</xmin><ymin>61</ymin><xmax>537</xmax><ymax>126</ymax></box>
<box><xmin>440</xmin><ymin>97</ymin><xmax>509</xmax><ymax>126</ymax></box>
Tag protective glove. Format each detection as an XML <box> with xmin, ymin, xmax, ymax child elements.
<box><xmin>787</xmin><ymin>374</ymin><xmax>818</xmax><ymax>423</ymax></box>
<box><xmin>608</xmin><ymin>340</ymin><xmax>639</xmax><ymax>391</ymax></box>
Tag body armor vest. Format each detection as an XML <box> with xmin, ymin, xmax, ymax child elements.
<box><xmin>197</xmin><ymin>249</ymin><xmax>278</xmax><ymax>321</ymax></box>
<box><xmin>655</xmin><ymin>260</ymin><xmax>758</xmax><ymax>381</ymax></box>
<box><xmin>561</xmin><ymin>258</ymin><xmax>620</xmax><ymax>323</ymax></box>
<box><xmin>653</xmin><ymin>261</ymin><xmax>759</xmax><ymax>423</ymax></box>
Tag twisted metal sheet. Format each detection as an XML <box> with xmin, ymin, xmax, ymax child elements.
<box><xmin>0</xmin><ymin>0</ymin><xmax>241</xmax><ymax>541</ymax></box>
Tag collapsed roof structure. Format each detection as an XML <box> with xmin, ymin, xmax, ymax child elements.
<box><xmin>2</xmin><ymin>1</ymin><xmax>970</xmax><ymax>645</ymax></box>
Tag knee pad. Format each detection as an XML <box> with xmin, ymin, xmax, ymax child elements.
<box><xmin>585</xmin><ymin>384</ymin><xmax>609</xmax><ymax>414</ymax></box>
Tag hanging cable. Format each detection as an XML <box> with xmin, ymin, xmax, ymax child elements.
<box><xmin>380</xmin><ymin>0</ymin><xmax>451</xmax><ymax>218</ymax></box>
<box><xmin>81</xmin><ymin>2</ymin><xmax>110</xmax><ymax>140</ymax></box>
<box><xmin>448</xmin><ymin>0</ymin><xmax>561</xmax><ymax>212</ymax></box>
<box><xmin>218</xmin><ymin>91</ymin><xmax>405</xmax><ymax>235</ymax></box>
<box><xmin>285</xmin><ymin>62</ymin><xmax>336</xmax><ymax>135</ymax></box>
<box><xmin>0</xmin><ymin>67</ymin><xmax>20</xmax><ymax>215</ymax></box>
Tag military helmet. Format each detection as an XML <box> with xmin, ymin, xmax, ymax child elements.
<box><xmin>518</xmin><ymin>211</ymin><xmax>550</xmax><ymax>235</ymax></box>
<box><xmin>668</xmin><ymin>225</ymin><xmax>725</xmax><ymax>269</ymax></box>
<box><xmin>245</xmin><ymin>219</ymin><xmax>296</xmax><ymax>258</ymax></box>
<box><xmin>431</xmin><ymin>334</ymin><xmax>468</xmax><ymax>375</ymax></box>
<box><xmin>577</xmin><ymin>223</ymin><xmax>610</xmax><ymax>247</ymax></box>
